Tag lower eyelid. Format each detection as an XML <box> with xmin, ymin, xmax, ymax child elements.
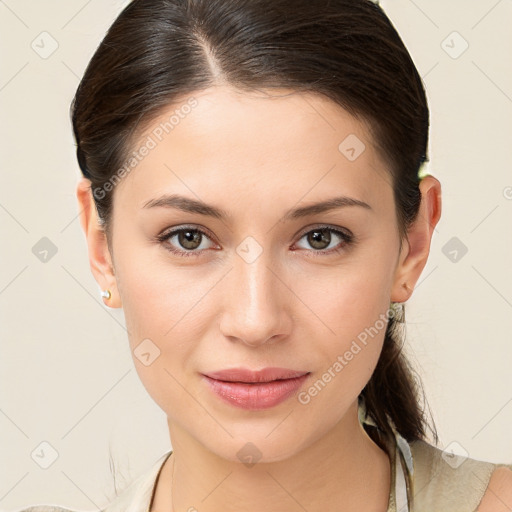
<box><xmin>158</xmin><ymin>226</ymin><xmax>353</xmax><ymax>256</ymax></box>
<box><xmin>294</xmin><ymin>228</ymin><xmax>353</xmax><ymax>252</ymax></box>
<box><xmin>160</xmin><ymin>228</ymin><xmax>215</xmax><ymax>253</ymax></box>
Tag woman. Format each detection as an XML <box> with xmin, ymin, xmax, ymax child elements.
<box><xmin>20</xmin><ymin>0</ymin><xmax>512</xmax><ymax>511</ymax></box>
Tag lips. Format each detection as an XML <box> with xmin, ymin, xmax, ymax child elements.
<box><xmin>201</xmin><ymin>367</ymin><xmax>311</xmax><ymax>410</ymax></box>
<box><xmin>204</xmin><ymin>367</ymin><xmax>309</xmax><ymax>383</ymax></box>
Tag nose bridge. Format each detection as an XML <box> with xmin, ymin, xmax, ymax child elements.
<box><xmin>220</xmin><ymin>237</ymin><xmax>290</xmax><ymax>345</ymax></box>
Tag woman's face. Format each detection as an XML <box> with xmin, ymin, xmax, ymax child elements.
<box><xmin>107</xmin><ymin>86</ymin><xmax>406</xmax><ymax>462</ymax></box>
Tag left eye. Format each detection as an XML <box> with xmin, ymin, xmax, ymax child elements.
<box><xmin>294</xmin><ymin>226</ymin><xmax>353</xmax><ymax>255</ymax></box>
<box><xmin>156</xmin><ymin>225</ymin><xmax>353</xmax><ymax>258</ymax></box>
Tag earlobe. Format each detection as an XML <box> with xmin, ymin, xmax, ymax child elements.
<box><xmin>390</xmin><ymin>175</ymin><xmax>442</xmax><ymax>303</ymax></box>
<box><xmin>76</xmin><ymin>178</ymin><xmax>122</xmax><ymax>308</ymax></box>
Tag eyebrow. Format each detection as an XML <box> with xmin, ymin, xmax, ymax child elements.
<box><xmin>142</xmin><ymin>194</ymin><xmax>372</xmax><ymax>221</ymax></box>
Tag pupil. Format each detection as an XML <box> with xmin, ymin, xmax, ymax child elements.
<box><xmin>181</xmin><ymin>230</ymin><xmax>200</xmax><ymax>249</ymax></box>
<box><xmin>310</xmin><ymin>229</ymin><xmax>330</xmax><ymax>249</ymax></box>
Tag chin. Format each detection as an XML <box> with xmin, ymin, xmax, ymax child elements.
<box><xmin>195</xmin><ymin>426</ymin><xmax>316</xmax><ymax>466</ymax></box>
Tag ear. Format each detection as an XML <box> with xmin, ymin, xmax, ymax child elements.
<box><xmin>391</xmin><ymin>174</ymin><xmax>442</xmax><ymax>303</ymax></box>
<box><xmin>76</xmin><ymin>177</ymin><xmax>122</xmax><ymax>308</ymax></box>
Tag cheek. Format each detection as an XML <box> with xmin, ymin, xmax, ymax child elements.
<box><xmin>298</xmin><ymin>253</ymin><xmax>393</xmax><ymax>344</ymax></box>
<box><xmin>291</xmin><ymin>254</ymin><xmax>394</xmax><ymax>405</ymax></box>
<box><xmin>114</xmin><ymin>248</ymin><xmax>215</xmax><ymax>410</ymax></box>
<box><xmin>115</xmin><ymin>240</ymin><xmax>208</xmax><ymax>338</ymax></box>
<box><xmin>293</xmin><ymin>300</ymin><xmax>388</xmax><ymax>436</ymax></box>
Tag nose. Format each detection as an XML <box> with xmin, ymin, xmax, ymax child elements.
<box><xmin>218</xmin><ymin>246</ymin><xmax>292</xmax><ymax>348</ymax></box>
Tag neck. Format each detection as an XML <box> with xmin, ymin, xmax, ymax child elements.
<box><xmin>152</xmin><ymin>400</ymin><xmax>391</xmax><ymax>512</ymax></box>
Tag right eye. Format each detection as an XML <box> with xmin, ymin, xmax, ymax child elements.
<box><xmin>156</xmin><ymin>226</ymin><xmax>216</xmax><ymax>257</ymax></box>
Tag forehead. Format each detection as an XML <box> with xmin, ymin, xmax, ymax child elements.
<box><xmin>113</xmin><ymin>86</ymin><xmax>392</xmax><ymax>214</ymax></box>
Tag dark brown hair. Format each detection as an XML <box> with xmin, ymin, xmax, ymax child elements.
<box><xmin>71</xmin><ymin>0</ymin><xmax>437</xmax><ymax>445</ymax></box>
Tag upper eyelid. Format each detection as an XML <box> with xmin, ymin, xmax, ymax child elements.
<box><xmin>159</xmin><ymin>223</ymin><xmax>352</xmax><ymax>247</ymax></box>
<box><xmin>295</xmin><ymin>224</ymin><xmax>352</xmax><ymax>238</ymax></box>
<box><xmin>159</xmin><ymin>224</ymin><xmax>216</xmax><ymax>243</ymax></box>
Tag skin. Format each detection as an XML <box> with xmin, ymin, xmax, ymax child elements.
<box><xmin>77</xmin><ymin>85</ymin><xmax>445</xmax><ymax>511</ymax></box>
<box><xmin>478</xmin><ymin>467</ymin><xmax>512</xmax><ymax>511</ymax></box>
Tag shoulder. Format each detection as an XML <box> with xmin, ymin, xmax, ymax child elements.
<box><xmin>13</xmin><ymin>451</ymin><xmax>172</xmax><ymax>512</ymax></box>
<box><xmin>408</xmin><ymin>439</ymin><xmax>512</xmax><ymax>510</ymax></box>
<box><xmin>102</xmin><ymin>450</ymin><xmax>172</xmax><ymax>511</ymax></box>
<box><xmin>477</xmin><ymin>466</ymin><xmax>512</xmax><ymax>511</ymax></box>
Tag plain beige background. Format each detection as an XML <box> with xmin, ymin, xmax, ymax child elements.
<box><xmin>1</xmin><ymin>0</ymin><xmax>511</xmax><ymax>509</ymax></box>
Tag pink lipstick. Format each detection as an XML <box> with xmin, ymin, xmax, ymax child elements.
<box><xmin>201</xmin><ymin>367</ymin><xmax>311</xmax><ymax>410</ymax></box>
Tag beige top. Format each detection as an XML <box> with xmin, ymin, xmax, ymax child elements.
<box><xmin>16</xmin><ymin>402</ymin><xmax>512</xmax><ymax>512</ymax></box>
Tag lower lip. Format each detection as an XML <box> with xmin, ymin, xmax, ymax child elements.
<box><xmin>202</xmin><ymin>374</ymin><xmax>310</xmax><ymax>410</ymax></box>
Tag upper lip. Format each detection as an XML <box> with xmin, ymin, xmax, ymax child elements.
<box><xmin>203</xmin><ymin>367</ymin><xmax>310</xmax><ymax>383</ymax></box>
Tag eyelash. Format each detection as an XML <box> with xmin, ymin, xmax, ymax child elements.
<box><xmin>155</xmin><ymin>224</ymin><xmax>355</xmax><ymax>259</ymax></box>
